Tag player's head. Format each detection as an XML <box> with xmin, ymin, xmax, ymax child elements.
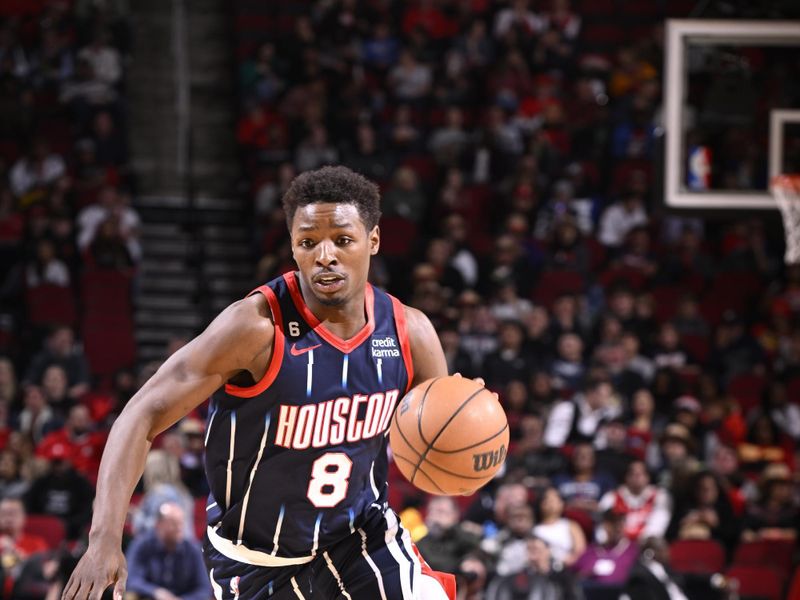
<box><xmin>282</xmin><ymin>166</ymin><xmax>381</xmax><ymax>307</ymax></box>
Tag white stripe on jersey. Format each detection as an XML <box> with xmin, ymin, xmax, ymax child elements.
<box><xmin>341</xmin><ymin>354</ymin><xmax>349</xmax><ymax>387</ymax></box>
<box><xmin>369</xmin><ymin>460</ymin><xmax>380</xmax><ymax>501</ymax></box>
<box><xmin>206</xmin><ymin>502</ymin><xmax>217</xmax><ymax>511</ymax></box>
<box><xmin>324</xmin><ymin>551</ymin><xmax>353</xmax><ymax>599</ymax></box>
<box><xmin>383</xmin><ymin>510</ymin><xmax>415</xmax><ymax>599</ymax></box>
<box><xmin>237</xmin><ymin>413</ymin><xmax>271</xmax><ymax>544</ymax></box>
<box><xmin>358</xmin><ymin>528</ymin><xmax>388</xmax><ymax>600</ymax></box>
<box><xmin>225</xmin><ymin>412</ymin><xmax>237</xmax><ymax>508</ymax></box>
<box><xmin>204</xmin><ymin>405</ymin><xmax>217</xmax><ymax>446</ymax></box>
<box><xmin>209</xmin><ymin>569</ymin><xmax>223</xmax><ymax>600</ymax></box>
<box><xmin>311</xmin><ymin>513</ymin><xmax>322</xmax><ymax>556</ymax></box>
<box><xmin>271</xmin><ymin>504</ymin><xmax>285</xmax><ymax>556</ymax></box>
<box><xmin>291</xmin><ymin>577</ymin><xmax>306</xmax><ymax>599</ymax></box>
<box><xmin>376</xmin><ymin>358</ymin><xmax>383</xmax><ymax>385</ymax></box>
<box><xmin>306</xmin><ymin>349</ymin><xmax>315</xmax><ymax>397</ymax></box>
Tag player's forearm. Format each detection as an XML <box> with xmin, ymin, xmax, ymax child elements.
<box><xmin>87</xmin><ymin>405</ymin><xmax>153</xmax><ymax>543</ymax></box>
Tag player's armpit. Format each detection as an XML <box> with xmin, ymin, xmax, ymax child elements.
<box><xmin>403</xmin><ymin>305</ymin><xmax>448</xmax><ymax>386</ymax></box>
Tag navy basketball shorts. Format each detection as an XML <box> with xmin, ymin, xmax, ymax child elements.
<box><xmin>204</xmin><ymin>509</ymin><xmax>437</xmax><ymax>599</ymax></box>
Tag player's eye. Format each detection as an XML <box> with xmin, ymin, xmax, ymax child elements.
<box><xmin>337</xmin><ymin>237</ymin><xmax>353</xmax><ymax>246</ymax></box>
<box><xmin>299</xmin><ymin>239</ymin><xmax>315</xmax><ymax>248</ymax></box>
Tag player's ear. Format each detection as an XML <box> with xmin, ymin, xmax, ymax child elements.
<box><xmin>369</xmin><ymin>225</ymin><xmax>380</xmax><ymax>255</ymax></box>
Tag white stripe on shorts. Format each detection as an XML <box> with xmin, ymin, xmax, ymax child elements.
<box><xmin>291</xmin><ymin>576</ymin><xmax>306</xmax><ymax>599</ymax></box>
<box><xmin>359</xmin><ymin>528</ymin><xmax>388</xmax><ymax>600</ymax></box>
<box><xmin>209</xmin><ymin>569</ymin><xmax>223</xmax><ymax>600</ymax></box>
<box><xmin>324</xmin><ymin>551</ymin><xmax>353</xmax><ymax>599</ymax></box>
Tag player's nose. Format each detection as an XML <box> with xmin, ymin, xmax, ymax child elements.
<box><xmin>315</xmin><ymin>240</ymin><xmax>337</xmax><ymax>266</ymax></box>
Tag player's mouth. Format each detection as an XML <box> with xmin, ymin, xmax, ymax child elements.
<box><xmin>312</xmin><ymin>272</ymin><xmax>346</xmax><ymax>293</ymax></box>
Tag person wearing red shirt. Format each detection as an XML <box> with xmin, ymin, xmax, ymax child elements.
<box><xmin>0</xmin><ymin>497</ymin><xmax>48</xmax><ymax>560</ymax></box>
<box><xmin>36</xmin><ymin>404</ymin><xmax>107</xmax><ymax>483</ymax></box>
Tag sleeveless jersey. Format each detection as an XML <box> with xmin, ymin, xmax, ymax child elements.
<box><xmin>203</xmin><ymin>272</ymin><xmax>413</xmax><ymax>563</ymax></box>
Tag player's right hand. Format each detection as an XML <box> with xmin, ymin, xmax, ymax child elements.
<box><xmin>61</xmin><ymin>539</ymin><xmax>127</xmax><ymax>600</ymax></box>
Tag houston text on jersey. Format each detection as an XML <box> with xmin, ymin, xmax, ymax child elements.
<box><xmin>274</xmin><ymin>389</ymin><xmax>401</xmax><ymax>450</ymax></box>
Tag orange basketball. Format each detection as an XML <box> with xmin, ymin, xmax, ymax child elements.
<box><xmin>389</xmin><ymin>376</ymin><xmax>509</xmax><ymax>496</ymax></box>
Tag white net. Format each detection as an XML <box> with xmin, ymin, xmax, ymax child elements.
<box><xmin>772</xmin><ymin>174</ymin><xmax>800</xmax><ymax>265</ymax></box>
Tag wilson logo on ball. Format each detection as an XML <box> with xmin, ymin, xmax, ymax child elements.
<box><xmin>472</xmin><ymin>445</ymin><xmax>507</xmax><ymax>472</ymax></box>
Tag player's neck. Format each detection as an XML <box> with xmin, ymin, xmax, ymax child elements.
<box><xmin>298</xmin><ymin>278</ymin><xmax>368</xmax><ymax>339</ymax></box>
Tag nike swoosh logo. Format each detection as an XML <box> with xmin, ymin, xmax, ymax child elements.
<box><xmin>290</xmin><ymin>343</ymin><xmax>322</xmax><ymax>356</ymax></box>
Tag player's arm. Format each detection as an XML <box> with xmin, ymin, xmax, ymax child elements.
<box><xmin>404</xmin><ymin>305</ymin><xmax>449</xmax><ymax>385</ymax></box>
<box><xmin>62</xmin><ymin>294</ymin><xmax>275</xmax><ymax>600</ymax></box>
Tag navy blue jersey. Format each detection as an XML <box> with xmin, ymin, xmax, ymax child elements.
<box><xmin>203</xmin><ymin>272</ymin><xmax>413</xmax><ymax>563</ymax></box>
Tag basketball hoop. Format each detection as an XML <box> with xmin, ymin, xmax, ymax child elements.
<box><xmin>772</xmin><ymin>174</ymin><xmax>800</xmax><ymax>265</ymax></box>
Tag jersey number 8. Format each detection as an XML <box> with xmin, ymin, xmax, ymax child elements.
<box><xmin>307</xmin><ymin>452</ymin><xmax>353</xmax><ymax>508</ymax></box>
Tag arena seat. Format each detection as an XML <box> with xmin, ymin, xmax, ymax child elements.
<box><xmin>24</xmin><ymin>514</ymin><xmax>66</xmax><ymax>550</ymax></box>
<box><xmin>681</xmin><ymin>334</ymin><xmax>710</xmax><ymax>364</ymax></box>
<box><xmin>787</xmin><ymin>566</ymin><xmax>800</xmax><ymax>600</ymax></box>
<box><xmin>732</xmin><ymin>539</ymin><xmax>794</xmax><ymax>579</ymax></box>
<box><xmin>563</xmin><ymin>507</ymin><xmax>594</xmax><ymax>542</ymax></box>
<box><xmin>725</xmin><ymin>565</ymin><xmax>785</xmax><ymax>600</ymax></box>
<box><xmin>726</xmin><ymin>373</ymin><xmax>767</xmax><ymax>416</ymax></box>
<box><xmin>669</xmin><ymin>539</ymin><xmax>726</xmax><ymax>576</ymax></box>
<box><xmin>533</xmin><ymin>270</ymin><xmax>585</xmax><ymax>308</ymax></box>
<box><xmin>26</xmin><ymin>284</ymin><xmax>77</xmax><ymax>327</ymax></box>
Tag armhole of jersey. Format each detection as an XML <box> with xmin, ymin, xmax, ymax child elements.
<box><xmin>225</xmin><ymin>285</ymin><xmax>284</xmax><ymax>398</ymax></box>
<box><xmin>389</xmin><ymin>295</ymin><xmax>414</xmax><ymax>393</ymax></box>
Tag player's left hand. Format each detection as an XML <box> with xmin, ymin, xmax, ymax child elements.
<box><xmin>453</xmin><ymin>373</ymin><xmax>486</xmax><ymax>387</ymax></box>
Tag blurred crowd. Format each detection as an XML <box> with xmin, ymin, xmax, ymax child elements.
<box><xmin>234</xmin><ymin>1</ymin><xmax>800</xmax><ymax>599</ymax></box>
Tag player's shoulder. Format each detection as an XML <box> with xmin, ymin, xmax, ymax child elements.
<box><xmin>395</xmin><ymin>302</ymin><xmax>436</xmax><ymax>344</ymax></box>
<box><xmin>208</xmin><ymin>291</ymin><xmax>275</xmax><ymax>346</ymax></box>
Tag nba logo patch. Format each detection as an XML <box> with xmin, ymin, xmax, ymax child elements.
<box><xmin>230</xmin><ymin>575</ymin><xmax>241</xmax><ymax>598</ymax></box>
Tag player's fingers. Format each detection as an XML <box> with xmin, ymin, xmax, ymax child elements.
<box><xmin>113</xmin><ymin>578</ymin><xmax>126</xmax><ymax>600</ymax></box>
<box><xmin>473</xmin><ymin>377</ymin><xmax>486</xmax><ymax>387</ymax></box>
<box><xmin>61</xmin><ymin>575</ymin><xmax>81</xmax><ymax>600</ymax></box>
<box><xmin>453</xmin><ymin>372</ymin><xmax>462</xmax><ymax>377</ymax></box>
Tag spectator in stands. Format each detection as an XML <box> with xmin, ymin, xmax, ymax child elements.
<box><xmin>91</xmin><ymin>110</ymin><xmax>127</xmax><ymax>167</ymax></box>
<box><xmin>456</xmin><ymin>553</ymin><xmax>490</xmax><ymax>600</ymax></box>
<box><xmin>483</xmin><ymin>320</ymin><xmax>536</xmax><ymax>388</ymax></box>
<box><xmin>440</xmin><ymin>326</ymin><xmax>475</xmax><ymax>380</ymax></box>
<box><xmin>457</xmin><ymin>290</ymin><xmax>499</xmax><ymax>374</ymax></box>
<box><xmin>548</xmin><ymin>333</ymin><xmax>585</xmax><ymax>392</ymax></box>
<box><xmin>507</xmin><ymin>413</ymin><xmax>565</xmax><ymax>486</ymax></box>
<box><xmin>9</xmin><ymin>139</ymin><xmax>66</xmax><ymax>199</ymax></box>
<box><xmin>133</xmin><ymin>449</ymin><xmax>195</xmax><ymax>540</ymax></box>
<box><xmin>741</xmin><ymin>462</ymin><xmax>798</xmax><ymax>542</ymax></box>
<box><xmin>25</xmin><ymin>441</ymin><xmax>94</xmax><ymax>540</ymax></box>
<box><xmin>176</xmin><ymin>418</ymin><xmax>207</xmax><ymax>498</ymax></box>
<box><xmin>417</xmin><ymin>496</ymin><xmax>481</xmax><ymax>575</ymax></box>
<box><xmin>0</xmin><ymin>449</ymin><xmax>29</xmax><ymax>498</ymax></box>
<box><xmin>552</xmin><ymin>443</ymin><xmax>614</xmax><ymax>513</ymax></box>
<box><xmin>386</xmin><ymin>104</ymin><xmax>422</xmax><ymax>153</ymax></box>
<box><xmin>39</xmin><ymin>364</ymin><xmax>73</xmax><ymax>418</ymax></box>
<box><xmin>429</xmin><ymin>107</ymin><xmax>471</xmax><ymax>167</ymax></box>
<box><xmin>36</xmin><ymin>404</ymin><xmax>105</xmax><ymax>483</ymax></box>
<box><xmin>294</xmin><ymin>124</ymin><xmax>338</xmax><ymax>173</ymax></box>
<box><xmin>59</xmin><ymin>57</ymin><xmax>118</xmax><ymax>120</ymax></box>
<box><xmin>623</xmin><ymin>537</ymin><xmax>691</xmax><ymax>600</ymax></box>
<box><xmin>388</xmin><ymin>50</ymin><xmax>432</xmax><ymax>102</ymax></box>
<box><xmin>667</xmin><ymin>470</ymin><xmax>739</xmax><ymax>550</ymax></box>
<box><xmin>361</xmin><ymin>22</ymin><xmax>401</xmax><ymax>72</ymax></box>
<box><xmin>18</xmin><ymin>386</ymin><xmax>60</xmax><ymax>444</ymax></box>
<box><xmin>573</xmin><ymin>509</ymin><xmax>638</xmax><ymax>590</ymax></box>
<box><xmin>341</xmin><ymin>123</ymin><xmax>393</xmax><ymax>183</ymax></box>
<box><xmin>595</xmin><ymin>418</ymin><xmax>635</xmax><ymax>483</ymax></box>
<box><xmin>77</xmin><ymin>185</ymin><xmax>141</xmax><ymax>264</ymax></box>
<box><xmin>711</xmin><ymin>311</ymin><xmax>766</xmax><ymax>384</ymax></box>
<box><xmin>493</xmin><ymin>0</ymin><xmax>544</xmax><ymax>39</ymax></box>
<box><xmin>651</xmin><ymin>322</ymin><xmax>688</xmax><ymax>372</ymax></box>
<box><xmin>486</xmin><ymin>536</ymin><xmax>582</xmax><ymax>600</ymax></box>
<box><xmin>382</xmin><ymin>166</ymin><xmax>426</xmax><ymax>222</ymax></box>
<box><xmin>23</xmin><ymin>326</ymin><xmax>90</xmax><ymax>399</ymax></box>
<box><xmin>77</xmin><ymin>28</ymin><xmax>121</xmax><ymax>86</ymax></box>
<box><xmin>598</xmin><ymin>192</ymin><xmax>647</xmax><ymax>249</ymax></box>
<box><xmin>482</xmin><ymin>502</ymin><xmax>535</xmax><ymax>576</ymax></box>
<box><xmin>545</xmin><ymin>375</ymin><xmax>621</xmax><ymax>447</ymax></box>
<box><xmin>599</xmin><ymin>460</ymin><xmax>671</xmax><ymax>542</ymax></box>
<box><xmin>25</xmin><ymin>238</ymin><xmax>70</xmax><ymax>288</ymax></box>
<box><xmin>0</xmin><ymin>496</ymin><xmax>47</xmax><ymax>559</ymax></box>
<box><xmin>532</xmin><ymin>487</ymin><xmax>586</xmax><ymax>567</ymax></box>
<box><xmin>125</xmin><ymin>502</ymin><xmax>211</xmax><ymax>600</ymax></box>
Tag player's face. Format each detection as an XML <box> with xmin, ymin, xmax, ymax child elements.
<box><xmin>291</xmin><ymin>202</ymin><xmax>379</xmax><ymax>308</ymax></box>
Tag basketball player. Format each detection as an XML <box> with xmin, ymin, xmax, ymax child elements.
<box><xmin>62</xmin><ymin>166</ymin><xmax>467</xmax><ymax>600</ymax></box>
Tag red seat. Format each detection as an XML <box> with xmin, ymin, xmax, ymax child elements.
<box><xmin>401</xmin><ymin>155</ymin><xmax>438</xmax><ymax>183</ymax></box>
<box><xmin>787</xmin><ymin>566</ymin><xmax>800</xmax><ymax>600</ymax></box>
<box><xmin>727</xmin><ymin>373</ymin><xmax>767</xmax><ymax>416</ymax></box>
<box><xmin>533</xmin><ymin>270</ymin><xmax>585</xmax><ymax>308</ymax></box>
<box><xmin>24</xmin><ymin>514</ymin><xmax>66</xmax><ymax>550</ymax></box>
<box><xmin>669</xmin><ymin>539</ymin><xmax>726</xmax><ymax>575</ymax></box>
<box><xmin>732</xmin><ymin>539</ymin><xmax>794</xmax><ymax>579</ymax></box>
<box><xmin>726</xmin><ymin>565</ymin><xmax>785</xmax><ymax>600</ymax></box>
<box><xmin>563</xmin><ymin>507</ymin><xmax>594</xmax><ymax>542</ymax></box>
<box><xmin>194</xmin><ymin>497</ymin><xmax>207</xmax><ymax>540</ymax></box>
<box><xmin>598</xmin><ymin>266</ymin><xmax>648</xmax><ymax>290</ymax></box>
<box><xmin>652</xmin><ymin>286</ymin><xmax>684</xmax><ymax>323</ymax></box>
<box><xmin>26</xmin><ymin>284</ymin><xmax>77</xmax><ymax>327</ymax></box>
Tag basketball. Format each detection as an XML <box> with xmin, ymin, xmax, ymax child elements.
<box><xmin>389</xmin><ymin>376</ymin><xmax>509</xmax><ymax>496</ymax></box>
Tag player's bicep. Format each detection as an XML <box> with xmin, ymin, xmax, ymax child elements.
<box><xmin>404</xmin><ymin>306</ymin><xmax>448</xmax><ymax>386</ymax></box>
<box><xmin>126</xmin><ymin>297</ymin><xmax>274</xmax><ymax>439</ymax></box>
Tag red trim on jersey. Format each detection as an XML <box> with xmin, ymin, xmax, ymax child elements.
<box><xmin>413</xmin><ymin>544</ymin><xmax>457</xmax><ymax>600</ymax></box>
<box><xmin>225</xmin><ymin>285</ymin><xmax>285</xmax><ymax>398</ymax></box>
<box><xmin>283</xmin><ymin>271</ymin><xmax>375</xmax><ymax>354</ymax></box>
<box><xmin>390</xmin><ymin>294</ymin><xmax>414</xmax><ymax>393</ymax></box>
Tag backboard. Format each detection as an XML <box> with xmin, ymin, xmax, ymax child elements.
<box><xmin>664</xmin><ymin>20</ymin><xmax>800</xmax><ymax>209</ymax></box>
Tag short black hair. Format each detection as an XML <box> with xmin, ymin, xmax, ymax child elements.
<box><xmin>282</xmin><ymin>166</ymin><xmax>381</xmax><ymax>231</ymax></box>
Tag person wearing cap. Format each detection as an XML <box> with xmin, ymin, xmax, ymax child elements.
<box><xmin>598</xmin><ymin>461</ymin><xmax>672</xmax><ymax>542</ymax></box>
<box><xmin>741</xmin><ymin>462</ymin><xmax>798</xmax><ymax>542</ymax></box>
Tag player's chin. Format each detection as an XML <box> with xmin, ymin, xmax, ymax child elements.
<box><xmin>313</xmin><ymin>287</ymin><xmax>348</xmax><ymax>306</ymax></box>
